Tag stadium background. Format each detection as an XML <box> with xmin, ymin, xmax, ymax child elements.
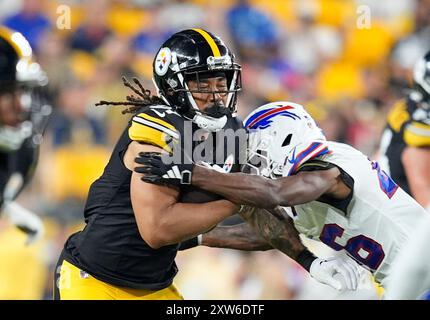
<box><xmin>0</xmin><ymin>0</ymin><xmax>429</xmax><ymax>299</ymax></box>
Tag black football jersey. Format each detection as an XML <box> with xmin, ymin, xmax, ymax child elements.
<box><xmin>379</xmin><ymin>95</ymin><xmax>430</xmax><ymax>195</ymax></box>
<box><xmin>62</xmin><ymin>104</ymin><xmax>244</xmax><ymax>290</ymax></box>
<box><xmin>0</xmin><ymin>138</ymin><xmax>39</xmax><ymax>209</ymax></box>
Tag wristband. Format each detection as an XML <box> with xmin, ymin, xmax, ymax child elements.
<box><xmin>178</xmin><ymin>235</ymin><xmax>201</xmax><ymax>251</ymax></box>
<box><xmin>296</xmin><ymin>249</ymin><xmax>318</xmax><ymax>272</ymax></box>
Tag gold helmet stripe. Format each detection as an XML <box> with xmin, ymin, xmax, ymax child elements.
<box><xmin>0</xmin><ymin>26</ymin><xmax>32</xmax><ymax>59</ymax></box>
<box><xmin>192</xmin><ymin>28</ymin><xmax>221</xmax><ymax>57</ymax></box>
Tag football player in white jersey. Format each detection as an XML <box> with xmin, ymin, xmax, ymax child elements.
<box><xmin>135</xmin><ymin>101</ymin><xmax>430</xmax><ymax>294</ymax></box>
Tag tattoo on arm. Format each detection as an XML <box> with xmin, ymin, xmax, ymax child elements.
<box><xmin>201</xmin><ymin>222</ymin><xmax>272</xmax><ymax>251</ymax></box>
<box><xmin>239</xmin><ymin>206</ymin><xmax>306</xmax><ymax>260</ymax></box>
<box><xmin>201</xmin><ymin>206</ymin><xmax>306</xmax><ymax>260</ymax></box>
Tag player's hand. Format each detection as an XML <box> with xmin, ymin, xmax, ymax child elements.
<box><xmin>3</xmin><ymin>202</ymin><xmax>44</xmax><ymax>245</ymax></box>
<box><xmin>134</xmin><ymin>152</ymin><xmax>194</xmax><ymax>186</ymax></box>
<box><xmin>309</xmin><ymin>256</ymin><xmax>360</xmax><ymax>291</ymax></box>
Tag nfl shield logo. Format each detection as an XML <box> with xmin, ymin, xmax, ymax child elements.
<box><xmin>223</xmin><ymin>154</ymin><xmax>234</xmax><ymax>173</ymax></box>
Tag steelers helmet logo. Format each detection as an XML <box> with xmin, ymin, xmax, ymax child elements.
<box><xmin>155</xmin><ymin>47</ymin><xmax>171</xmax><ymax>76</ymax></box>
<box><xmin>222</xmin><ymin>154</ymin><xmax>234</xmax><ymax>173</ymax></box>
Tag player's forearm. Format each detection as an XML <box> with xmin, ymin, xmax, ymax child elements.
<box><xmin>239</xmin><ymin>206</ymin><xmax>306</xmax><ymax>260</ymax></box>
<box><xmin>155</xmin><ymin>199</ymin><xmax>238</xmax><ymax>247</ymax></box>
<box><xmin>192</xmin><ymin>166</ymin><xmax>336</xmax><ymax>208</ymax></box>
<box><xmin>192</xmin><ymin>165</ymin><xmax>281</xmax><ymax>208</ymax></box>
<box><xmin>201</xmin><ymin>223</ymin><xmax>272</xmax><ymax>251</ymax></box>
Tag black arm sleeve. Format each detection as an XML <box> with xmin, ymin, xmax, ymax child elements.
<box><xmin>0</xmin><ymin>139</ymin><xmax>39</xmax><ymax>208</ymax></box>
<box><xmin>296</xmin><ymin>248</ymin><xmax>318</xmax><ymax>272</ymax></box>
<box><xmin>178</xmin><ymin>236</ymin><xmax>199</xmax><ymax>251</ymax></box>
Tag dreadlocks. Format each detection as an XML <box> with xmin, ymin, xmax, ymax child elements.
<box><xmin>95</xmin><ymin>76</ymin><xmax>164</xmax><ymax>114</ymax></box>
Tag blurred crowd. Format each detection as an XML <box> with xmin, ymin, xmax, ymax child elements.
<box><xmin>0</xmin><ymin>0</ymin><xmax>429</xmax><ymax>299</ymax></box>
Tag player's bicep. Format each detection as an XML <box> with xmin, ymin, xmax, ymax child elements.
<box><xmin>276</xmin><ymin>167</ymin><xmax>342</xmax><ymax>206</ymax></box>
<box><xmin>130</xmin><ymin>168</ymin><xmax>179</xmax><ymax>242</ymax></box>
<box><xmin>123</xmin><ymin>141</ymin><xmax>167</xmax><ymax>171</ymax></box>
<box><xmin>296</xmin><ymin>168</ymin><xmax>340</xmax><ymax>191</ymax></box>
<box><xmin>127</xmin><ymin>141</ymin><xmax>179</xmax><ymax>242</ymax></box>
<box><xmin>295</xmin><ymin>160</ymin><xmax>352</xmax><ymax>198</ymax></box>
<box><xmin>402</xmin><ymin>147</ymin><xmax>430</xmax><ymax>207</ymax></box>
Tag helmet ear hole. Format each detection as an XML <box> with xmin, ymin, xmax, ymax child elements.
<box><xmin>282</xmin><ymin>134</ymin><xmax>292</xmax><ymax>147</ymax></box>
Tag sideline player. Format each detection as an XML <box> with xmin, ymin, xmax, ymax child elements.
<box><xmin>0</xmin><ymin>26</ymin><xmax>50</xmax><ymax>243</ymax></box>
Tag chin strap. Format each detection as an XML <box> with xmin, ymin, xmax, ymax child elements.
<box><xmin>192</xmin><ymin>113</ymin><xmax>228</xmax><ymax>132</ymax></box>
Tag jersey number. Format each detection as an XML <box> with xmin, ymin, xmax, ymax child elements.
<box><xmin>319</xmin><ymin>224</ymin><xmax>385</xmax><ymax>271</ymax></box>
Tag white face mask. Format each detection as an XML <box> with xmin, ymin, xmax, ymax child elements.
<box><xmin>0</xmin><ymin>120</ymin><xmax>32</xmax><ymax>152</ymax></box>
<box><xmin>192</xmin><ymin>113</ymin><xmax>228</xmax><ymax>132</ymax></box>
<box><xmin>244</xmin><ymin>134</ymin><xmax>281</xmax><ymax>178</ymax></box>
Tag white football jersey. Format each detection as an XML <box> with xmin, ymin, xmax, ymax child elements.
<box><xmin>283</xmin><ymin>141</ymin><xmax>429</xmax><ymax>286</ymax></box>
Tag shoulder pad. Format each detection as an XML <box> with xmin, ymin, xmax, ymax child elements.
<box><xmin>296</xmin><ymin>159</ymin><xmax>335</xmax><ymax>173</ymax></box>
<box><xmin>387</xmin><ymin>100</ymin><xmax>409</xmax><ymax>132</ymax></box>
<box><xmin>404</xmin><ymin>121</ymin><xmax>430</xmax><ymax>147</ymax></box>
<box><xmin>282</xmin><ymin>141</ymin><xmax>331</xmax><ymax>176</ymax></box>
<box><xmin>128</xmin><ymin>107</ymin><xmax>179</xmax><ymax>151</ymax></box>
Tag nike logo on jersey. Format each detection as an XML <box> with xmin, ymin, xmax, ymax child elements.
<box><xmin>151</xmin><ymin>109</ymin><xmax>166</xmax><ymax>117</ymax></box>
<box><xmin>222</xmin><ymin>154</ymin><xmax>234</xmax><ymax>173</ymax></box>
<box><xmin>149</xmin><ymin>106</ymin><xmax>179</xmax><ymax>118</ymax></box>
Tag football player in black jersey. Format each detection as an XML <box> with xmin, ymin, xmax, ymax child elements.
<box><xmin>379</xmin><ymin>50</ymin><xmax>430</xmax><ymax>210</ymax></box>
<box><xmin>0</xmin><ymin>26</ymin><xmax>50</xmax><ymax>244</ymax></box>
<box><xmin>379</xmin><ymin>51</ymin><xmax>430</xmax><ymax>300</ymax></box>
<box><xmin>54</xmin><ymin>29</ymin><xmax>260</xmax><ymax>300</ymax></box>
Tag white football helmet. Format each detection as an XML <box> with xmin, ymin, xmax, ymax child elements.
<box><xmin>243</xmin><ymin>101</ymin><xmax>327</xmax><ymax>178</ymax></box>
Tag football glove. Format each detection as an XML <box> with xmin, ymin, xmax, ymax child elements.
<box><xmin>3</xmin><ymin>201</ymin><xmax>44</xmax><ymax>245</ymax></box>
<box><xmin>134</xmin><ymin>152</ymin><xmax>194</xmax><ymax>186</ymax></box>
<box><xmin>310</xmin><ymin>256</ymin><xmax>360</xmax><ymax>291</ymax></box>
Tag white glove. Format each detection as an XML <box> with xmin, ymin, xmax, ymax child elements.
<box><xmin>3</xmin><ymin>201</ymin><xmax>44</xmax><ymax>245</ymax></box>
<box><xmin>310</xmin><ymin>256</ymin><xmax>360</xmax><ymax>291</ymax></box>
